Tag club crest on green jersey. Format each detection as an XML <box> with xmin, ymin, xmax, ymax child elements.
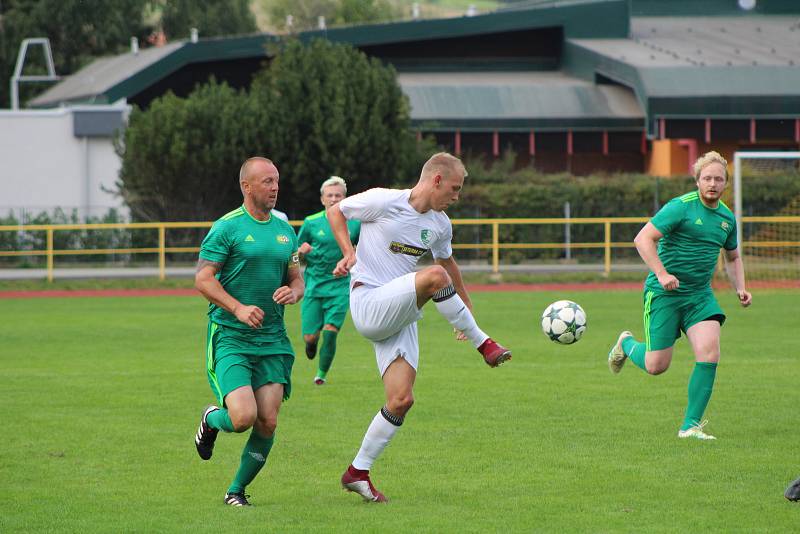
<box><xmin>277</xmin><ymin>234</ymin><xmax>290</xmax><ymax>244</ymax></box>
<box><xmin>721</xmin><ymin>221</ymin><xmax>729</xmax><ymax>230</ymax></box>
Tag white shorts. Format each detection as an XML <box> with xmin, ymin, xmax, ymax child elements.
<box><xmin>350</xmin><ymin>272</ymin><xmax>423</xmax><ymax>376</ymax></box>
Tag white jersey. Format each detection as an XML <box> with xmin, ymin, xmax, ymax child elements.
<box><xmin>339</xmin><ymin>188</ymin><xmax>453</xmax><ymax>288</ymax></box>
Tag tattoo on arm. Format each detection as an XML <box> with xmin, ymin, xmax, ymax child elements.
<box><xmin>196</xmin><ymin>258</ymin><xmax>222</xmax><ymax>274</ymax></box>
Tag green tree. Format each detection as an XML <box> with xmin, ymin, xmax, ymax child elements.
<box><xmin>0</xmin><ymin>0</ymin><xmax>150</xmax><ymax>108</ymax></box>
<box><xmin>116</xmin><ymin>80</ymin><xmax>262</xmax><ymax>222</ymax></box>
<box><xmin>249</xmin><ymin>38</ymin><xmax>417</xmax><ymax>215</ymax></box>
<box><xmin>160</xmin><ymin>0</ymin><xmax>257</xmax><ymax>40</ymax></box>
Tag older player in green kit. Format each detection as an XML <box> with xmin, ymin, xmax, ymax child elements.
<box><xmin>608</xmin><ymin>151</ymin><xmax>752</xmax><ymax>440</ymax></box>
<box><xmin>297</xmin><ymin>176</ymin><xmax>360</xmax><ymax>385</ymax></box>
<box><xmin>193</xmin><ymin>157</ymin><xmax>303</xmax><ymax>506</ymax></box>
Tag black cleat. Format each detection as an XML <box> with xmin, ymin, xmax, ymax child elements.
<box><xmin>195</xmin><ymin>405</ymin><xmax>219</xmax><ymax>460</ymax></box>
<box><xmin>224</xmin><ymin>492</ymin><xmax>251</xmax><ymax>506</ymax></box>
<box><xmin>305</xmin><ymin>340</ymin><xmax>318</xmax><ymax>360</ymax></box>
<box><xmin>786</xmin><ymin>477</ymin><xmax>800</xmax><ymax>502</ymax></box>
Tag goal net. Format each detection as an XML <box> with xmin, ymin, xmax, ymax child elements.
<box><xmin>731</xmin><ymin>151</ymin><xmax>800</xmax><ymax>284</ymax></box>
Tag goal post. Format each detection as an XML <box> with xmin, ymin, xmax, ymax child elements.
<box><xmin>733</xmin><ymin>151</ymin><xmax>800</xmax><ymax>283</ymax></box>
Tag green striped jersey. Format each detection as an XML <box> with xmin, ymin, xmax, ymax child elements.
<box><xmin>200</xmin><ymin>205</ymin><xmax>299</xmax><ymax>345</ymax></box>
<box><xmin>645</xmin><ymin>191</ymin><xmax>737</xmax><ymax>294</ymax></box>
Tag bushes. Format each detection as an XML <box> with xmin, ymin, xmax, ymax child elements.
<box><xmin>0</xmin><ymin>209</ymin><xmax>131</xmax><ymax>266</ymax></box>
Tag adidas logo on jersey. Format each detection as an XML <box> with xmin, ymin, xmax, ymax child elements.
<box><xmin>245</xmin><ymin>234</ymin><xmax>255</xmax><ymax>242</ymax></box>
<box><xmin>317</xmin><ymin>229</ymin><xmax>325</xmax><ymax>236</ymax></box>
<box><xmin>694</xmin><ymin>218</ymin><xmax>703</xmax><ymax>225</ymax></box>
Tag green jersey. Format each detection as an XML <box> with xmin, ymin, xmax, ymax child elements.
<box><xmin>199</xmin><ymin>205</ymin><xmax>300</xmax><ymax>348</ymax></box>
<box><xmin>297</xmin><ymin>210</ymin><xmax>360</xmax><ymax>298</ymax></box>
<box><xmin>645</xmin><ymin>191</ymin><xmax>737</xmax><ymax>294</ymax></box>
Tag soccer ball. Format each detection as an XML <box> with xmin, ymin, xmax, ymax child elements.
<box><xmin>540</xmin><ymin>300</ymin><xmax>587</xmax><ymax>344</ymax></box>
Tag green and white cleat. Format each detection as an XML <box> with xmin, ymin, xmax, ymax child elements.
<box><xmin>607</xmin><ymin>331</ymin><xmax>632</xmax><ymax>374</ymax></box>
<box><xmin>678</xmin><ymin>420</ymin><xmax>716</xmax><ymax>440</ymax></box>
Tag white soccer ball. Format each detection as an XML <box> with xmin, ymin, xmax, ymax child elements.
<box><xmin>540</xmin><ymin>300</ymin><xmax>587</xmax><ymax>345</ymax></box>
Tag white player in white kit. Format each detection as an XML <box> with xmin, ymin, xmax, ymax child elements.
<box><xmin>327</xmin><ymin>152</ymin><xmax>511</xmax><ymax>503</ymax></box>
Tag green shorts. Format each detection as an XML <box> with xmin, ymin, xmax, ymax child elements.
<box><xmin>205</xmin><ymin>322</ymin><xmax>294</xmax><ymax>405</ymax></box>
<box><xmin>301</xmin><ymin>294</ymin><xmax>350</xmax><ymax>335</ymax></box>
<box><xmin>642</xmin><ymin>289</ymin><xmax>726</xmax><ymax>351</ymax></box>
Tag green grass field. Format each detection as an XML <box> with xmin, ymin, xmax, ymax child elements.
<box><xmin>3</xmin><ymin>289</ymin><xmax>799</xmax><ymax>532</ymax></box>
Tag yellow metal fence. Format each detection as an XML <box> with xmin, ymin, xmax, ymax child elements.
<box><xmin>0</xmin><ymin>216</ymin><xmax>798</xmax><ymax>282</ymax></box>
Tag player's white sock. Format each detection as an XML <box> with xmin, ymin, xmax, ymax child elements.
<box><xmin>352</xmin><ymin>407</ymin><xmax>402</xmax><ymax>471</ymax></box>
<box><xmin>432</xmin><ymin>285</ymin><xmax>489</xmax><ymax>348</ymax></box>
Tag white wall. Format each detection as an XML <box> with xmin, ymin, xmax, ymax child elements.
<box><xmin>0</xmin><ymin>105</ymin><xmax>127</xmax><ymax>221</ymax></box>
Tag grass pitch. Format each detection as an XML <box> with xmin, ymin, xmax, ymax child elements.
<box><xmin>3</xmin><ymin>289</ymin><xmax>799</xmax><ymax>532</ymax></box>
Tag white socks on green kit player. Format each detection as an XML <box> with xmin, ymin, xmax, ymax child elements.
<box><xmin>352</xmin><ymin>407</ymin><xmax>403</xmax><ymax>471</ymax></box>
<box><xmin>432</xmin><ymin>284</ymin><xmax>489</xmax><ymax>348</ymax></box>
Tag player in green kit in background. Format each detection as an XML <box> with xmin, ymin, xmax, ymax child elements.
<box><xmin>607</xmin><ymin>151</ymin><xmax>752</xmax><ymax>440</ymax></box>
<box><xmin>193</xmin><ymin>157</ymin><xmax>304</xmax><ymax>506</ymax></box>
<box><xmin>297</xmin><ymin>176</ymin><xmax>360</xmax><ymax>385</ymax></box>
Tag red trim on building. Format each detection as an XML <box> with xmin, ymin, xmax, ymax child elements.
<box><xmin>705</xmin><ymin>118</ymin><xmax>711</xmax><ymax>143</ymax></box>
<box><xmin>529</xmin><ymin>131</ymin><xmax>536</xmax><ymax>155</ymax></box>
<box><xmin>750</xmin><ymin>118</ymin><xmax>756</xmax><ymax>143</ymax></box>
<box><xmin>641</xmin><ymin>131</ymin><xmax>647</xmax><ymax>155</ymax></box>
<box><xmin>795</xmin><ymin>119</ymin><xmax>800</xmax><ymax>143</ymax></box>
<box><xmin>492</xmin><ymin>130</ymin><xmax>499</xmax><ymax>157</ymax></box>
<box><xmin>454</xmin><ymin>130</ymin><xmax>461</xmax><ymax>155</ymax></box>
<box><xmin>567</xmin><ymin>130</ymin><xmax>573</xmax><ymax>155</ymax></box>
<box><xmin>659</xmin><ymin>118</ymin><xmax>665</xmax><ymax>139</ymax></box>
<box><xmin>602</xmin><ymin>130</ymin><xmax>609</xmax><ymax>155</ymax></box>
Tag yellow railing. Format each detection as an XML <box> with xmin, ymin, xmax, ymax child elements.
<box><xmin>0</xmin><ymin>216</ymin><xmax>798</xmax><ymax>282</ymax></box>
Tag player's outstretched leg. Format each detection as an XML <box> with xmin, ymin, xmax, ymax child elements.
<box><xmin>785</xmin><ymin>477</ymin><xmax>800</xmax><ymax>502</ymax></box>
<box><xmin>607</xmin><ymin>331</ymin><xmax>633</xmax><ymax>374</ymax></box>
<box><xmin>418</xmin><ymin>266</ymin><xmax>511</xmax><ymax>367</ymax></box>
<box><xmin>195</xmin><ymin>405</ymin><xmax>222</xmax><ymax>460</ymax></box>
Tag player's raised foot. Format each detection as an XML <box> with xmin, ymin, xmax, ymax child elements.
<box><xmin>341</xmin><ymin>465</ymin><xmax>388</xmax><ymax>503</ymax></box>
<box><xmin>678</xmin><ymin>420</ymin><xmax>716</xmax><ymax>441</ymax></box>
<box><xmin>305</xmin><ymin>340</ymin><xmax>318</xmax><ymax>360</ymax></box>
<box><xmin>313</xmin><ymin>376</ymin><xmax>326</xmax><ymax>386</ymax></box>
<box><xmin>195</xmin><ymin>405</ymin><xmax>220</xmax><ymax>460</ymax></box>
<box><xmin>223</xmin><ymin>492</ymin><xmax>251</xmax><ymax>506</ymax></box>
<box><xmin>785</xmin><ymin>477</ymin><xmax>800</xmax><ymax>502</ymax></box>
<box><xmin>477</xmin><ymin>338</ymin><xmax>511</xmax><ymax>367</ymax></box>
<box><xmin>607</xmin><ymin>330</ymin><xmax>633</xmax><ymax>374</ymax></box>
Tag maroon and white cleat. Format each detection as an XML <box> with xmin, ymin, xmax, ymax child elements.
<box><xmin>341</xmin><ymin>465</ymin><xmax>388</xmax><ymax>503</ymax></box>
<box><xmin>478</xmin><ymin>338</ymin><xmax>512</xmax><ymax>367</ymax></box>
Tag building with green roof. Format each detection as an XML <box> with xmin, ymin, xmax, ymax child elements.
<box><xmin>30</xmin><ymin>0</ymin><xmax>800</xmax><ymax>176</ymax></box>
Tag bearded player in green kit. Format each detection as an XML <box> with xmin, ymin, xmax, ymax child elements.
<box><xmin>193</xmin><ymin>157</ymin><xmax>303</xmax><ymax>506</ymax></box>
<box><xmin>607</xmin><ymin>151</ymin><xmax>752</xmax><ymax>440</ymax></box>
<box><xmin>297</xmin><ymin>176</ymin><xmax>360</xmax><ymax>385</ymax></box>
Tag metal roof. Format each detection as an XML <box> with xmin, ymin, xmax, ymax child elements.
<box><xmin>31</xmin><ymin>42</ymin><xmax>184</xmax><ymax>105</ymax></box>
<box><xmin>399</xmin><ymin>72</ymin><xmax>642</xmax><ymax>130</ymax></box>
<box><xmin>565</xmin><ymin>15</ymin><xmax>800</xmax><ymax>125</ymax></box>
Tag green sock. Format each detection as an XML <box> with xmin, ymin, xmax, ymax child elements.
<box><xmin>317</xmin><ymin>330</ymin><xmax>338</xmax><ymax>378</ymax></box>
<box><xmin>227</xmin><ymin>431</ymin><xmax>275</xmax><ymax>494</ymax></box>
<box><xmin>622</xmin><ymin>336</ymin><xmax>647</xmax><ymax>371</ymax></box>
<box><xmin>681</xmin><ymin>362</ymin><xmax>717</xmax><ymax>431</ymax></box>
<box><xmin>206</xmin><ymin>408</ymin><xmax>235</xmax><ymax>432</ymax></box>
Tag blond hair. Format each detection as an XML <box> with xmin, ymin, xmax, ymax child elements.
<box><xmin>420</xmin><ymin>152</ymin><xmax>468</xmax><ymax>182</ymax></box>
<box><xmin>320</xmin><ymin>175</ymin><xmax>347</xmax><ymax>195</ymax></box>
<box><xmin>693</xmin><ymin>151</ymin><xmax>728</xmax><ymax>180</ymax></box>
